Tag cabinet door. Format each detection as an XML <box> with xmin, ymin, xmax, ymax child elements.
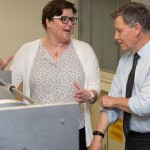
<box><xmin>78</xmin><ymin>0</ymin><xmax>119</xmax><ymax>71</ymax></box>
<box><xmin>78</xmin><ymin>0</ymin><xmax>131</xmax><ymax>72</ymax></box>
<box><xmin>101</xmin><ymin>0</ymin><xmax>119</xmax><ymax>71</ymax></box>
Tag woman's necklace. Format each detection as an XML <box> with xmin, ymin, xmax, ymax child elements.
<box><xmin>52</xmin><ymin>47</ymin><xmax>58</xmax><ymax>57</ymax></box>
<box><xmin>41</xmin><ymin>38</ymin><xmax>59</xmax><ymax>58</ymax></box>
<box><xmin>42</xmin><ymin>38</ymin><xmax>70</xmax><ymax>58</ymax></box>
<box><xmin>55</xmin><ymin>51</ymin><xmax>58</xmax><ymax>57</ymax></box>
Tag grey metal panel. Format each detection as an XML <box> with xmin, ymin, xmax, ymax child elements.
<box><xmin>0</xmin><ymin>71</ymin><xmax>12</xmax><ymax>83</ymax></box>
<box><xmin>0</xmin><ymin>103</ymin><xmax>79</xmax><ymax>150</ymax></box>
<box><xmin>0</xmin><ymin>71</ymin><xmax>15</xmax><ymax>100</ymax></box>
<box><xmin>91</xmin><ymin>0</ymin><xmax>103</xmax><ymax>68</ymax></box>
<box><xmin>0</xmin><ymin>86</ymin><xmax>15</xmax><ymax>100</ymax></box>
<box><xmin>102</xmin><ymin>0</ymin><xmax>119</xmax><ymax>71</ymax></box>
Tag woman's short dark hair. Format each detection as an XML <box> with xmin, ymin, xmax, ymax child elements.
<box><xmin>42</xmin><ymin>0</ymin><xmax>77</xmax><ymax>29</ymax></box>
<box><xmin>111</xmin><ymin>2</ymin><xmax>150</xmax><ymax>32</ymax></box>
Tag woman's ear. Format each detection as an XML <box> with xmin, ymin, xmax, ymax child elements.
<box><xmin>46</xmin><ymin>18</ymin><xmax>51</xmax><ymax>28</ymax></box>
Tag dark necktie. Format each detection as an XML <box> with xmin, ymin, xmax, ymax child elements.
<box><xmin>123</xmin><ymin>53</ymin><xmax>140</xmax><ymax>137</ymax></box>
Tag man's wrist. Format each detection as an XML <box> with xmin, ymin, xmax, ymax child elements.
<box><xmin>93</xmin><ymin>131</ymin><xmax>105</xmax><ymax>138</ymax></box>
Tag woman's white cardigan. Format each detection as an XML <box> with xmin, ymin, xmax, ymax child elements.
<box><xmin>10</xmin><ymin>39</ymin><xmax>101</xmax><ymax>147</ymax></box>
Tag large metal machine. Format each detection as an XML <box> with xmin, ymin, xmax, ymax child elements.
<box><xmin>0</xmin><ymin>71</ymin><xmax>79</xmax><ymax>150</ymax></box>
<box><xmin>0</xmin><ymin>70</ymin><xmax>15</xmax><ymax>100</ymax></box>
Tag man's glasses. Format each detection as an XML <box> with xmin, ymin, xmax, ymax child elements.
<box><xmin>52</xmin><ymin>16</ymin><xmax>77</xmax><ymax>25</ymax></box>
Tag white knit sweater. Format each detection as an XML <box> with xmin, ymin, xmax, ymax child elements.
<box><xmin>10</xmin><ymin>38</ymin><xmax>101</xmax><ymax>146</ymax></box>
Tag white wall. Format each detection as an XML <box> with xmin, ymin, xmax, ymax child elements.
<box><xmin>0</xmin><ymin>0</ymin><xmax>78</xmax><ymax>69</ymax></box>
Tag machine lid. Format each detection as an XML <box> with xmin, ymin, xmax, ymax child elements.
<box><xmin>0</xmin><ymin>99</ymin><xmax>27</xmax><ymax>108</ymax></box>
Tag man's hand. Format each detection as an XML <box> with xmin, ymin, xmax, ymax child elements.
<box><xmin>0</xmin><ymin>56</ymin><xmax>13</xmax><ymax>70</ymax></box>
<box><xmin>100</xmin><ymin>95</ymin><xmax>114</xmax><ymax>109</ymax></box>
<box><xmin>89</xmin><ymin>136</ymin><xmax>103</xmax><ymax>150</ymax></box>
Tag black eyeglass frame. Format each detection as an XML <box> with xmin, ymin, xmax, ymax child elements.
<box><xmin>52</xmin><ymin>16</ymin><xmax>77</xmax><ymax>25</ymax></box>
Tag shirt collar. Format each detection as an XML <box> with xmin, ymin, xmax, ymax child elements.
<box><xmin>137</xmin><ymin>40</ymin><xmax>150</xmax><ymax>59</ymax></box>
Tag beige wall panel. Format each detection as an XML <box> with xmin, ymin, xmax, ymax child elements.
<box><xmin>0</xmin><ymin>0</ymin><xmax>78</xmax><ymax>69</ymax></box>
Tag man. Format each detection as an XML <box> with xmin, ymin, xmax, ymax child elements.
<box><xmin>90</xmin><ymin>2</ymin><xmax>150</xmax><ymax>150</ymax></box>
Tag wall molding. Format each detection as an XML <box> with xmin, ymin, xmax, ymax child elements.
<box><xmin>100</xmin><ymin>70</ymin><xmax>114</xmax><ymax>92</ymax></box>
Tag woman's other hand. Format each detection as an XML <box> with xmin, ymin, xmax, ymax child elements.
<box><xmin>0</xmin><ymin>56</ymin><xmax>13</xmax><ymax>70</ymax></box>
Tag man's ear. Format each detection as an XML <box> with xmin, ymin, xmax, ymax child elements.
<box><xmin>134</xmin><ymin>22</ymin><xmax>143</xmax><ymax>36</ymax></box>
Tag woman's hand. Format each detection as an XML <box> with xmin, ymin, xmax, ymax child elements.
<box><xmin>0</xmin><ymin>56</ymin><xmax>13</xmax><ymax>70</ymax></box>
<box><xmin>74</xmin><ymin>82</ymin><xmax>92</xmax><ymax>103</ymax></box>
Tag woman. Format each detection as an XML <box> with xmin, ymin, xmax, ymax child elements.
<box><xmin>9</xmin><ymin>0</ymin><xmax>101</xmax><ymax>149</ymax></box>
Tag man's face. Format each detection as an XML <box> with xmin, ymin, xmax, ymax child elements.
<box><xmin>114</xmin><ymin>16</ymin><xmax>139</xmax><ymax>52</ymax></box>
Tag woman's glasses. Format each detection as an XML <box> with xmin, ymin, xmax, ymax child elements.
<box><xmin>52</xmin><ymin>16</ymin><xmax>77</xmax><ymax>25</ymax></box>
